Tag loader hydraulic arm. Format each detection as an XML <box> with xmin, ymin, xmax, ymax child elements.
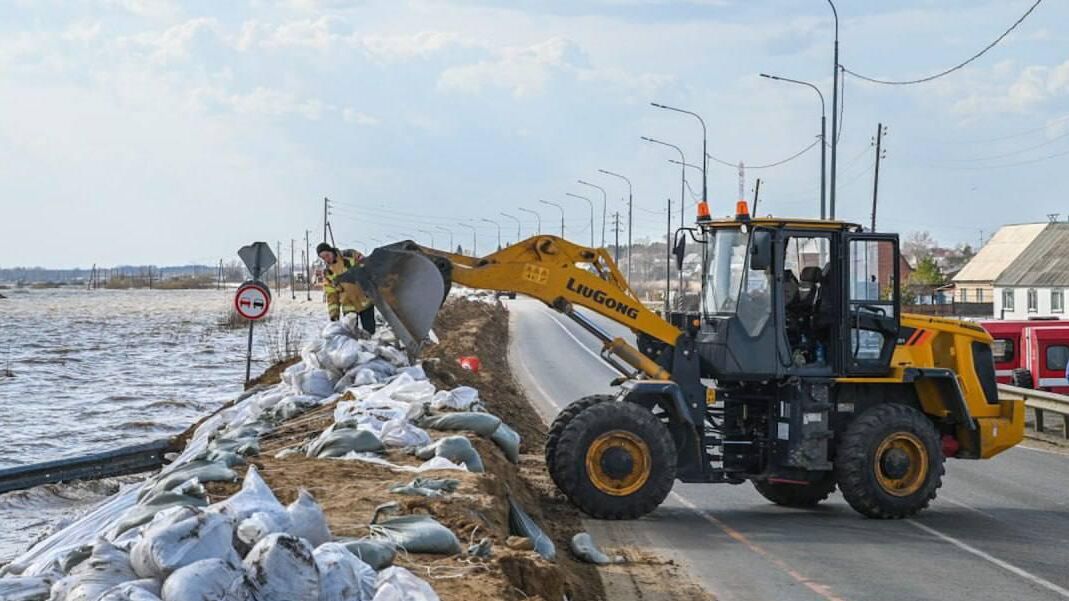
<box><xmin>419</xmin><ymin>236</ymin><xmax>680</xmax><ymax>379</ymax></box>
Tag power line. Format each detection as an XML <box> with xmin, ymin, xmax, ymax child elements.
<box><xmin>942</xmin><ymin>128</ymin><xmax>1069</xmax><ymax>162</ymax></box>
<box><xmin>842</xmin><ymin>0</ymin><xmax>1044</xmax><ymax>86</ymax></box>
<box><xmin>934</xmin><ymin>145</ymin><xmax>1069</xmax><ymax>170</ymax></box>
<box><xmin>706</xmin><ymin>138</ymin><xmax>821</xmax><ymax>171</ymax></box>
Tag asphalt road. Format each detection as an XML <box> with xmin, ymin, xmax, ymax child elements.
<box><xmin>506</xmin><ymin>298</ymin><xmax>1069</xmax><ymax>601</ymax></box>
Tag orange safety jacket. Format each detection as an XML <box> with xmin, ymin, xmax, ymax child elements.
<box><xmin>324</xmin><ymin>250</ymin><xmax>373</xmax><ymax>319</ymax></box>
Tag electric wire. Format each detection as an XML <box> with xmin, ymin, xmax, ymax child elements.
<box><xmin>705</xmin><ymin>138</ymin><xmax>820</xmax><ymax>171</ymax></box>
<box><xmin>842</xmin><ymin>0</ymin><xmax>1044</xmax><ymax>85</ymax></box>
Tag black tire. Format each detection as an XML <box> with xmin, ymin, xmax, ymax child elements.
<box><xmin>1011</xmin><ymin>368</ymin><xmax>1034</xmax><ymax>389</ymax></box>
<box><xmin>752</xmin><ymin>473</ymin><xmax>837</xmax><ymax>508</ymax></box>
<box><xmin>835</xmin><ymin>403</ymin><xmax>944</xmax><ymax>519</ymax></box>
<box><xmin>546</xmin><ymin>395</ymin><xmax>613</xmax><ymax>487</ymax></box>
<box><xmin>553</xmin><ymin>402</ymin><xmax>676</xmax><ymax>520</ymax></box>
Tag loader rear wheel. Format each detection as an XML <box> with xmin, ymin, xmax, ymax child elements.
<box><xmin>835</xmin><ymin>403</ymin><xmax>944</xmax><ymax>519</ymax></box>
<box><xmin>546</xmin><ymin>395</ymin><xmax>613</xmax><ymax>488</ymax></box>
<box><xmin>752</xmin><ymin>473</ymin><xmax>837</xmax><ymax>508</ymax></box>
<box><xmin>553</xmin><ymin>401</ymin><xmax>676</xmax><ymax>520</ymax></box>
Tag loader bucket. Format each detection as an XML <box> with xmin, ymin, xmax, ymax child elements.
<box><xmin>336</xmin><ymin>241</ymin><xmax>452</xmax><ymax>358</ymax></box>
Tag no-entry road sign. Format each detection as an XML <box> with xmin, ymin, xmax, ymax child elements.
<box><xmin>234</xmin><ymin>281</ymin><xmax>271</xmax><ymax>320</ymax></box>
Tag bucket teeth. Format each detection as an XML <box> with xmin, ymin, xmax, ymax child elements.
<box><xmin>336</xmin><ymin>241</ymin><xmax>452</xmax><ymax>358</ymax></box>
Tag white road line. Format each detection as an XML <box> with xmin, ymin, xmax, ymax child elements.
<box><xmin>547</xmin><ymin>314</ymin><xmax>621</xmax><ymax>376</ymax></box>
<box><xmin>906</xmin><ymin>519</ymin><xmax>1069</xmax><ymax>599</ymax></box>
<box><xmin>1017</xmin><ymin>444</ymin><xmax>1069</xmax><ymax>457</ymax></box>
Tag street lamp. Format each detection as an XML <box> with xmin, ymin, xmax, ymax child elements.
<box><xmin>417</xmin><ymin>229</ymin><xmax>435</xmax><ymax>248</ymax></box>
<box><xmin>565</xmin><ymin>192</ymin><xmax>595</xmax><ymax>247</ymax></box>
<box><xmin>598</xmin><ymin>169</ymin><xmax>633</xmax><ymax>282</ymax></box>
<box><xmin>538</xmin><ymin>200</ymin><xmax>564</xmax><ymax>237</ymax></box>
<box><xmin>500</xmin><ymin>212</ymin><xmax>521</xmax><ymax>243</ymax></box>
<box><xmin>435</xmin><ymin>226</ymin><xmax>453</xmax><ymax>253</ymax></box>
<box><xmin>458</xmin><ymin>223</ymin><xmax>476</xmax><ymax>256</ymax></box>
<box><xmin>642</xmin><ymin>135</ymin><xmax>688</xmax><ymax>307</ymax></box>
<box><xmin>651</xmin><ymin>102</ymin><xmax>707</xmax><ymax>210</ymax></box>
<box><xmin>760</xmin><ymin>73</ymin><xmax>827</xmax><ymax>219</ymax></box>
<box><xmin>577</xmin><ymin>179</ymin><xmax>607</xmax><ymax>248</ymax></box>
<box><xmin>828</xmin><ymin>0</ymin><xmax>840</xmax><ymax>219</ymax></box>
<box><xmin>519</xmin><ymin>207</ymin><xmax>541</xmax><ymax>234</ymax></box>
<box><xmin>481</xmin><ymin>218</ymin><xmax>502</xmax><ymax>250</ymax></box>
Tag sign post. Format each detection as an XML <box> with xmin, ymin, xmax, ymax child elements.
<box><xmin>236</xmin><ymin>242</ymin><xmax>277</xmax><ymax>385</ymax></box>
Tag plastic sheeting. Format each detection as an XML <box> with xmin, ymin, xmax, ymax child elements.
<box><xmin>51</xmin><ymin>538</ymin><xmax>138</xmax><ymax>601</ymax></box>
<box><xmin>130</xmin><ymin>509</ymin><xmax>238</xmax><ymax>579</ymax></box>
<box><xmin>429</xmin><ymin>387</ymin><xmax>479</xmax><ymax>411</ymax></box>
<box><xmin>372</xmin><ymin>567</ymin><xmax>440</xmax><ymax>601</ymax></box>
<box><xmin>569</xmin><ymin>532</ymin><xmax>624</xmax><ymax>565</ymax></box>
<box><xmin>507</xmin><ymin>497</ymin><xmax>555</xmax><ymax>561</ymax></box>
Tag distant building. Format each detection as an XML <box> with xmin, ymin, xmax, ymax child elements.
<box><xmin>951</xmin><ymin>223</ymin><xmax>1047</xmax><ymax>304</ymax></box>
<box><xmin>992</xmin><ymin>223</ymin><xmax>1069</xmax><ymax>320</ymax></box>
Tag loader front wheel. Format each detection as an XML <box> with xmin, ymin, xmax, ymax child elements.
<box><xmin>752</xmin><ymin>473</ymin><xmax>837</xmax><ymax>508</ymax></box>
<box><xmin>546</xmin><ymin>395</ymin><xmax>613</xmax><ymax>488</ymax></box>
<box><xmin>554</xmin><ymin>401</ymin><xmax>676</xmax><ymax>519</ymax></box>
<box><xmin>835</xmin><ymin>403</ymin><xmax>944</xmax><ymax>519</ymax></box>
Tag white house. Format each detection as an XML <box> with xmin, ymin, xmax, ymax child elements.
<box><xmin>951</xmin><ymin>223</ymin><xmax>1046</xmax><ymax>304</ymax></box>
<box><xmin>992</xmin><ymin>223</ymin><xmax>1069</xmax><ymax>320</ymax></box>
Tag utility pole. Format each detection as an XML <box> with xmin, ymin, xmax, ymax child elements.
<box><xmin>305</xmin><ymin>230</ymin><xmax>311</xmax><ymax>301</ymax></box>
<box><xmin>753</xmin><ymin>178</ymin><xmax>762</xmax><ymax>215</ymax></box>
<box><xmin>871</xmin><ymin>122</ymin><xmax>887</xmax><ymax>232</ymax></box>
<box><xmin>828</xmin><ymin>0</ymin><xmax>840</xmax><ymax>219</ymax></box>
<box><xmin>275</xmin><ymin>241</ymin><xmax>281</xmax><ymax>291</ymax></box>
<box><xmin>290</xmin><ymin>240</ymin><xmax>296</xmax><ymax>300</ymax></box>
<box><xmin>323</xmin><ymin>197</ymin><xmax>329</xmax><ymax>244</ymax></box>
<box><xmin>665</xmin><ymin>198</ymin><xmax>672</xmax><ymax>315</ymax></box>
<box><xmin>613</xmin><ymin>212</ymin><xmax>620</xmax><ymax>264</ymax></box>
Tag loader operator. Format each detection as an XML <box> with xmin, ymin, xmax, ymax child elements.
<box><xmin>316</xmin><ymin>242</ymin><xmax>376</xmax><ymax>335</ymax></box>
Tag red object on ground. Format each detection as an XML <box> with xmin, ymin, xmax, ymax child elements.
<box><xmin>458</xmin><ymin>356</ymin><xmax>481</xmax><ymax>373</ymax></box>
<box><xmin>941</xmin><ymin>434</ymin><xmax>960</xmax><ymax>458</ymax></box>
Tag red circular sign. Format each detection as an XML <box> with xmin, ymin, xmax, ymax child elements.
<box><xmin>234</xmin><ymin>282</ymin><xmax>271</xmax><ymax>320</ymax></box>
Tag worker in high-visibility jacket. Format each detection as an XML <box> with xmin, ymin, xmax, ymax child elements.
<box><xmin>316</xmin><ymin>242</ymin><xmax>376</xmax><ymax>334</ymax></box>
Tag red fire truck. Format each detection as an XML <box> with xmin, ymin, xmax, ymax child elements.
<box><xmin>980</xmin><ymin>320</ymin><xmax>1069</xmax><ymax>393</ymax></box>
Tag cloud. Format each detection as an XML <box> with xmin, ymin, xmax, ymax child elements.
<box><xmin>236</xmin><ymin>16</ymin><xmax>347</xmax><ymax>51</ymax></box>
<box><xmin>360</xmin><ymin>31</ymin><xmax>477</xmax><ymax>62</ymax></box>
<box><xmin>342</xmin><ymin>108</ymin><xmax>379</xmax><ymax>125</ymax></box>
<box><xmin>119</xmin><ymin>17</ymin><xmax>224</xmax><ymax>62</ymax></box>
<box><xmin>947</xmin><ymin>58</ymin><xmax>1069</xmax><ymax>118</ymax></box>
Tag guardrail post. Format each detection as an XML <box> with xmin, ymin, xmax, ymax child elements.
<box><xmin>1035</xmin><ymin>408</ymin><xmax>1045</xmax><ymax>433</ymax></box>
<box><xmin>1063</xmin><ymin>414</ymin><xmax>1069</xmax><ymax>440</ymax></box>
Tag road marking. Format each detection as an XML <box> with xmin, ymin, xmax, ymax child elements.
<box><xmin>672</xmin><ymin>493</ymin><xmax>849</xmax><ymax>601</ymax></box>
<box><xmin>1017</xmin><ymin>444</ymin><xmax>1069</xmax><ymax>457</ymax></box>
<box><xmin>906</xmin><ymin>519</ymin><xmax>1069</xmax><ymax>599</ymax></box>
<box><xmin>547</xmin><ymin>314</ymin><xmax>621</xmax><ymax>376</ymax></box>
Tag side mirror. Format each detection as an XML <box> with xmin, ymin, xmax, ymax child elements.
<box><xmin>673</xmin><ymin>234</ymin><xmax>687</xmax><ymax>271</ymax></box>
<box><xmin>749</xmin><ymin>230</ymin><xmax>772</xmax><ymax>271</ymax></box>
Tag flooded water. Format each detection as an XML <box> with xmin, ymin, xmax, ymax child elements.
<box><xmin>0</xmin><ymin>287</ymin><xmax>325</xmax><ymax>562</ymax></box>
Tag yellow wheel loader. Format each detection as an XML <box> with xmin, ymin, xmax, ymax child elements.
<box><xmin>339</xmin><ymin>207</ymin><xmax>1024</xmax><ymax>520</ymax></box>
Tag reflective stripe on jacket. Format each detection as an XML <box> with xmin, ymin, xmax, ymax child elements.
<box><xmin>324</xmin><ymin>250</ymin><xmax>372</xmax><ymax>318</ymax></box>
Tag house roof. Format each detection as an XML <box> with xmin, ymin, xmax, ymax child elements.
<box><xmin>952</xmin><ymin>223</ymin><xmax>1047</xmax><ymax>283</ymax></box>
<box><xmin>994</xmin><ymin>223</ymin><xmax>1069</xmax><ymax>287</ymax></box>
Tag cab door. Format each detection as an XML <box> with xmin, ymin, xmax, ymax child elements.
<box><xmin>841</xmin><ymin>234</ymin><xmax>901</xmax><ymax>376</ymax></box>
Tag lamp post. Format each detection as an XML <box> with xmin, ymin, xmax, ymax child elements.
<box><xmin>458</xmin><ymin>223</ymin><xmax>476</xmax><ymax>256</ymax></box>
<box><xmin>642</xmin><ymin>136</ymin><xmax>687</xmax><ymax>307</ymax></box>
<box><xmin>500</xmin><ymin>212</ymin><xmax>521</xmax><ymax>243</ymax></box>
<box><xmin>651</xmin><ymin>102</ymin><xmax>707</xmax><ymax>211</ymax></box>
<box><xmin>828</xmin><ymin>0</ymin><xmax>839</xmax><ymax>219</ymax></box>
<box><xmin>417</xmin><ymin>229</ymin><xmax>435</xmax><ymax>248</ymax></box>
<box><xmin>481</xmin><ymin>218</ymin><xmax>502</xmax><ymax>250</ymax></box>
<box><xmin>539</xmin><ymin>200</ymin><xmax>564</xmax><ymax>237</ymax></box>
<box><xmin>435</xmin><ymin>226</ymin><xmax>453</xmax><ymax>253</ymax></box>
<box><xmin>519</xmin><ymin>207</ymin><xmax>541</xmax><ymax>234</ymax></box>
<box><xmin>565</xmin><ymin>192</ymin><xmax>595</xmax><ymax>247</ymax></box>
<box><xmin>598</xmin><ymin>169</ymin><xmax>633</xmax><ymax>282</ymax></box>
<box><xmin>577</xmin><ymin>179</ymin><xmax>607</xmax><ymax>248</ymax></box>
<box><xmin>760</xmin><ymin>73</ymin><xmax>827</xmax><ymax>219</ymax></box>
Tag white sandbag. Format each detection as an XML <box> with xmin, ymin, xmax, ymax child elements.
<box><xmin>322</xmin><ymin>321</ymin><xmax>350</xmax><ymax>339</ymax></box>
<box><xmin>314</xmin><ymin>543</ymin><xmax>376</xmax><ymax>601</ymax></box>
<box><xmin>236</xmin><ymin>510</ymin><xmax>292</xmax><ymax>548</ymax></box>
<box><xmin>378</xmin><ymin>419</ymin><xmax>432</xmax><ymax>448</ymax></box>
<box><xmin>206</xmin><ymin>466</ymin><xmax>288</xmax><ymax>526</ymax></box>
<box><xmin>416</xmin><ymin>457</ymin><xmax>467</xmax><ymax>472</ymax></box>
<box><xmin>51</xmin><ymin>538</ymin><xmax>138</xmax><ymax>601</ymax></box>
<box><xmin>508</xmin><ymin>497</ymin><xmax>555</xmax><ymax>561</ymax></box>
<box><xmin>338</xmin><ymin>539</ymin><xmax>396</xmax><ymax>571</ymax></box>
<box><xmin>323</xmin><ymin>336</ymin><xmax>365</xmax><ymax>372</ymax></box>
<box><xmin>286</xmin><ymin>489</ymin><xmax>332</xmax><ymax>547</ymax></box>
<box><xmin>340</xmin><ymin>311</ymin><xmax>364</xmax><ymax>336</ymax></box>
<box><xmin>350</xmin><ymin>368</ymin><xmax>380</xmax><ymax>387</ymax></box>
<box><xmin>491</xmin><ymin>422</ymin><xmax>521</xmax><ymax>463</ymax></box>
<box><xmin>98</xmin><ymin>580</ymin><xmax>164</xmax><ymax>601</ymax></box>
<box><xmin>419</xmin><ymin>413</ymin><xmax>500</xmax><ymax>437</ymax></box>
<box><xmin>296</xmin><ymin>368</ymin><xmax>336</xmax><ymax>398</ymax></box>
<box><xmin>376</xmin><ymin>346</ymin><xmax>409</xmax><ymax>367</ymax></box>
<box><xmin>111</xmin><ymin>488</ymin><xmax>208</xmax><ymax>538</ymax></box>
<box><xmin>387</xmin><ymin>380</ymin><xmax>436</xmax><ymax>405</ymax></box>
<box><xmin>308</xmin><ymin>426</ymin><xmax>385</xmax><ymax>458</ymax></box>
<box><xmin>130</xmin><ymin>509</ymin><xmax>238</xmax><ymax>579</ymax></box>
<box><xmin>160</xmin><ymin>558</ymin><xmax>250</xmax><ymax>601</ymax></box>
<box><xmin>372</xmin><ymin>567</ymin><xmax>440</xmax><ymax>601</ymax></box>
<box><xmin>430</xmin><ymin>387</ymin><xmax>479</xmax><ymax>411</ymax></box>
<box><xmin>242</xmin><ymin>534</ymin><xmax>319</xmax><ymax>601</ymax></box>
<box><xmin>416</xmin><ymin>436</ymin><xmax>484</xmax><ymax>473</ymax></box>
<box><xmin>370</xmin><ymin>515</ymin><xmax>461</xmax><ymax>555</ymax></box>
<box><xmin>395</xmin><ymin>365</ymin><xmax>426</xmax><ymax>381</ymax></box>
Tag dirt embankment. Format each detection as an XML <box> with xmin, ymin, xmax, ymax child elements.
<box><xmin>215</xmin><ymin>298</ymin><xmax>713</xmax><ymax>601</ymax></box>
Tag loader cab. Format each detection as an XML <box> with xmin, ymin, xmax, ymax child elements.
<box><xmin>691</xmin><ymin>218</ymin><xmax>901</xmax><ymax>381</ymax></box>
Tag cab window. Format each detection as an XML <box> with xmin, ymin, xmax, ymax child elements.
<box><xmin>991</xmin><ymin>338</ymin><xmax>1014</xmax><ymax>363</ymax></box>
<box><xmin>1045</xmin><ymin>345</ymin><xmax>1069</xmax><ymax>372</ymax></box>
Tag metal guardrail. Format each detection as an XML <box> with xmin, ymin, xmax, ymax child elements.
<box><xmin>0</xmin><ymin>438</ymin><xmax>174</xmax><ymax>495</ymax></box>
<box><xmin>998</xmin><ymin>383</ymin><xmax>1069</xmax><ymax>440</ymax></box>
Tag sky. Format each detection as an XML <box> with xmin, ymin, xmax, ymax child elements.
<box><xmin>1</xmin><ymin>0</ymin><xmax>1068</xmax><ymax>269</ymax></box>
